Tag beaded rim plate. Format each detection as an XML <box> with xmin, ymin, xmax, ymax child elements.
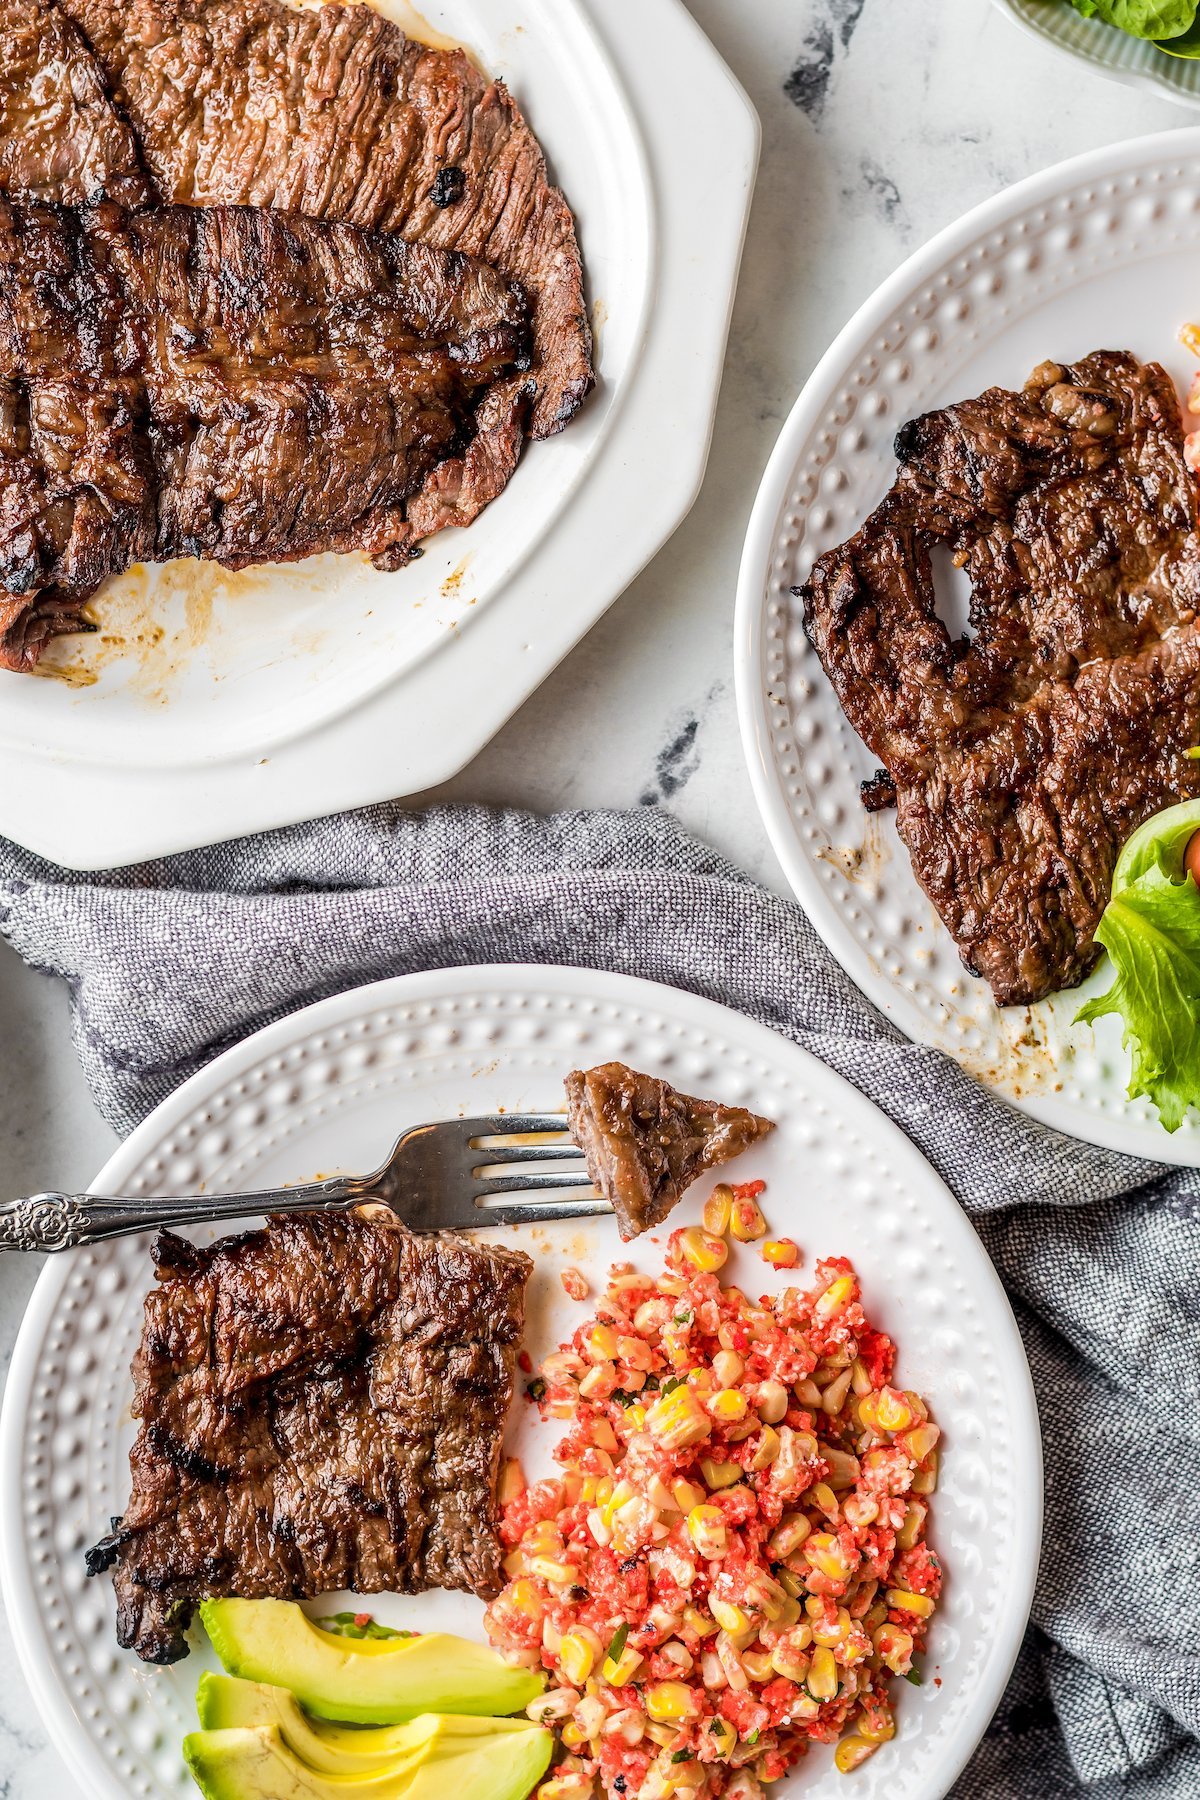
<box><xmin>992</xmin><ymin>0</ymin><xmax>1200</xmax><ymax>107</ymax></box>
<box><xmin>0</xmin><ymin>965</ymin><xmax>1040</xmax><ymax>1800</ymax></box>
<box><xmin>736</xmin><ymin>127</ymin><xmax>1200</xmax><ymax>1164</ymax></box>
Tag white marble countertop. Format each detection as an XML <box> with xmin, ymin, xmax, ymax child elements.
<box><xmin>0</xmin><ymin>0</ymin><xmax>1190</xmax><ymax>1790</ymax></box>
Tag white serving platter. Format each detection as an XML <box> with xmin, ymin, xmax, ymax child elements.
<box><xmin>0</xmin><ymin>965</ymin><xmax>1040</xmax><ymax>1800</ymax></box>
<box><xmin>0</xmin><ymin>0</ymin><xmax>758</xmax><ymax>870</ymax></box>
<box><xmin>736</xmin><ymin>127</ymin><xmax>1200</xmax><ymax>1164</ymax></box>
<box><xmin>993</xmin><ymin>0</ymin><xmax>1200</xmax><ymax>107</ymax></box>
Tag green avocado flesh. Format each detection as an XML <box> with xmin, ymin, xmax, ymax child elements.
<box><xmin>183</xmin><ymin>1724</ymin><xmax>554</xmax><ymax>1800</ymax></box>
<box><xmin>199</xmin><ymin>1600</ymin><xmax>543</xmax><ymax>1724</ymax></box>
<box><xmin>196</xmin><ymin>1674</ymin><xmax>541</xmax><ymax>1775</ymax></box>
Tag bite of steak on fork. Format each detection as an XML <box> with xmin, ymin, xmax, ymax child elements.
<box><xmin>801</xmin><ymin>350</ymin><xmax>1200</xmax><ymax>1007</ymax></box>
<box><xmin>88</xmin><ymin>1210</ymin><xmax>533</xmax><ymax>1665</ymax></box>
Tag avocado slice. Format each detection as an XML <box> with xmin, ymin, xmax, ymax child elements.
<box><xmin>196</xmin><ymin>1674</ymin><xmax>542</xmax><ymax>1774</ymax></box>
<box><xmin>183</xmin><ymin>1725</ymin><xmax>553</xmax><ymax>1800</ymax></box>
<box><xmin>200</xmin><ymin>1600</ymin><xmax>544</xmax><ymax>1724</ymax></box>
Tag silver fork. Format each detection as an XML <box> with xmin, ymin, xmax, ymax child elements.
<box><xmin>0</xmin><ymin>1115</ymin><xmax>608</xmax><ymax>1252</ymax></box>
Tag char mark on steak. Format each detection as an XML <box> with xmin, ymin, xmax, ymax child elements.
<box><xmin>566</xmin><ymin>1062</ymin><xmax>776</xmax><ymax>1241</ymax></box>
<box><xmin>801</xmin><ymin>350</ymin><xmax>1200</xmax><ymax>1007</ymax></box>
<box><xmin>0</xmin><ymin>200</ymin><xmax>530</xmax><ymax>670</ymax></box>
<box><xmin>0</xmin><ymin>0</ymin><xmax>155</xmax><ymax>208</ymax></box>
<box><xmin>59</xmin><ymin>0</ymin><xmax>592</xmax><ymax>439</ymax></box>
<box><xmin>90</xmin><ymin>1210</ymin><xmax>532</xmax><ymax>1665</ymax></box>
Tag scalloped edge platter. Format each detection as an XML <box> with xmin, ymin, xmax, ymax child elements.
<box><xmin>0</xmin><ymin>966</ymin><xmax>1040</xmax><ymax>1800</ymax></box>
<box><xmin>992</xmin><ymin>0</ymin><xmax>1200</xmax><ymax>108</ymax></box>
<box><xmin>736</xmin><ymin>127</ymin><xmax>1200</xmax><ymax>1165</ymax></box>
<box><xmin>0</xmin><ymin>0</ymin><xmax>759</xmax><ymax>870</ymax></box>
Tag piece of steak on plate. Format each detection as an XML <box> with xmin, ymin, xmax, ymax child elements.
<box><xmin>0</xmin><ymin>0</ymin><xmax>154</xmax><ymax>207</ymax></box>
<box><xmin>87</xmin><ymin>1210</ymin><xmax>532</xmax><ymax>1664</ymax></box>
<box><xmin>0</xmin><ymin>199</ymin><xmax>529</xmax><ymax>670</ymax></box>
<box><xmin>60</xmin><ymin>0</ymin><xmax>592</xmax><ymax>439</ymax></box>
<box><xmin>801</xmin><ymin>350</ymin><xmax>1200</xmax><ymax>1007</ymax></box>
<box><xmin>566</xmin><ymin>1063</ymin><xmax>775</xmax><ymax>1240</ymax></box>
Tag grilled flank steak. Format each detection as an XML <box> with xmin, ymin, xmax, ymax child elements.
<box><xmin>88</xmin><ymin>1211</ymin><xmax>532</xmax><ymax>1664</ymax></box>
<box><xmin>801</xmin><ymin>351</ymin><xmax>1200</xmax><ymax>1007</ymax></box>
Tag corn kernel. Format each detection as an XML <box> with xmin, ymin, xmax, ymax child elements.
<box><xmin>762</xmin><ymin>1238</ymin><xmax>799</xmax><ymax>1268</ymax></box>
<box><xmin>507</xmin><ymin>1579</ymin><xmax>545</xmax><ymax>1620</ymax></box>
<box><xmin>687</xmin><ymin>1505</ymin><xmax>728</xmax><ymax>1559</ymax></box>
<box><xmin>558</xmin><ymin>1628</ymin><xmax>599</xmax><ymax>1686</ymax></box>
<box><xmin>712</xmin><ymin>1349</ymin><xmax>744</xmax><ymax>1388</ymax></box>
<box><xmin>730</xmin><ymin>1195</ymin><xmax>767</xmax><ymax>1241</ymax></box>
<box><xmin>754</xmin><ymin>1379</ymin><xmax>788</xmax><ymax>1425</ymax></box>
<box><xmin>897</xmin><ymin>1500</ymin><xmax>928</xmax><ymax>1551</ymax></box>
<box><xmin>806</xmin><ymin>1645</ymin><xmax>838</xmax><ymax>1700</ymax></box>
<box><xmin>707</xmin><ymin>1717</ymin><xmax>737</xmax><ymax>1759</ymax></box>
<box><xmin>858</xmin><ymin>1709</ymin><xmax>896</xmax><ymax>1745</ymax></box>
<box><xmin>682</xmin><ymin>1605</ymin><xmax>717</xmax><ymax>1637</ymax></box>
<box><xmin>822</xmin><ymin>1368</ymin><xmax>854</xmax><ymax>1415</ymax></box>
<box><xmin>899</xmin><ymin>1421</ymin><xmax>941</xmax><ymax>1464</ymax></box>
<box><xmin>537</xmin><ymin>1778</ymin><xmax>593</xmax><ymax>1800</ymax></box>
<box><xmin>834</xmin><ymin>1737</ymin><xmax>877</xmax><ymax>1773</ymax></box>
<box><xmin>502</xmin><ymin>1550</ymin><xmax>526</xmax><ymax>1578</ymax></box>
<box><xmin>710</xmin><ymin>1597</ymin><xmax>752</xmax><ymax>1638</ymax></box>
<box><xmin>529</xmin><ymin>1556</ymin><xmax>576</xmax><ymax>1585</ymax></box>
<box><xmin>625</xmin><ymin>1404</ymin><xmax>647</xmax><ymax>1431</ymax></box>
<box><xmin>497</xmin><ymin>1458</ymin><xmax>526</xmax><ymax>1507</ymax></box>
<box><xmin>886</xmin><ymin>1588</ymin><xmax>935</xmax><ymax>1619</ymax></box>
<box><xmin>586</xmin><ymin>1323</ymin><xmax>620</xmax><ymax>1362</ymax></box>
<box><xmin>578</xmin><ymin>1363</ymin><xmax>618</xmax><ymax>1401</ymax></box>
<box><xmin>768</xmin><ymin>1514</ymin><xmax>811</xmax><ymax>1558</ymax></box>
<box><xmin>769</xmin><ymin>1624</ymin><xmax>813</xmax><ymax>1681</ymax></box>
<box><xmin>815</xmin><ymin>1274</ymin><xmax>855</xmax><ymax>1320</ymax></box>
<box><xmin>912</xmin><ymin>1449</ymin><xmax>939</xmax><ymax>1495</ymax></box>
<box><xmin>804</xmin><ymin>1532</ymin><xmax>852</xmax><ymax>1582</ymax></box>
<box><xmin>703</xmin><ymin>1183</ymin><xmax>734</xmax><ymax>1236</ymax></box>
<box><xmin>1182</xmin><ymin>322</ymin><xmax>1200</xmax><ymax>358</ymax></box>
<box><xmin>560</xmin><ymin>1721</ymin><xmax>587</xmax><ymax>1750</ymax></box>
<box><xmin>708</xmin><ymin>1388</ymin><xmax>749</xmax><ymax>1425</ymax></box>
<box><xmin>872</xmin><ymin>1622</ymin><xmax>914</xmax><ymax>1675</ymax></box>
<box><xmin>850</xmin><ymin>1358</ymin><xmax>873</xmax><ymax>1397</ymax></box>
<box><xmin>812</xmin><ymin>1481</ymin><xmax>838</xmax><ymax>1519</ymax></box>
<box><xmin>812</xmin><ymin>1606</ymin><xmax>851</xmax><ymax>1648</ymax></box>
<box><xmin>741</xmin><ymin>1648</ymin><xmax>774</xmax><ymax>1682</ymax></box>
<box><xmin>645</xmin><ymin>1681</ymin><xmax>700</xmax><ymax>1722</ymax></box>
<box><xmin>602</xmin><ymin>1643</ymin><xmax>645</xmax><ymax>1686</ymax></box>
<box><xmin>646</xmin><ymin>1386</ymin><xmax>712</xmax><ymax>1452</ymax></box>
<box><xmin>699</xmin><ymin>1457</ymin><xmax>743</xmax><ymax>1491</ymax></box>
<box><xmin>678</xmin><ymin>1226</ymin><xmax>729</xmax><ymax>1273</ymax></box>
<box><xmin>824</xmin><ymin>1447</ymin><xmax>861</xmax><ymax>1491</ymax></box>
<box><xmin>672</xmin><ymin>1476</ymin><xmax>706</xmax><ymax>1512</ymax></box>
<box><xmin>750</xmin><ymin>1425</ymin><xmax>781</xmax><ymax>1471</ymax></box>
<box><xmin>591</xmin><ymin>1419</ymin><xmax>618</xmax><ymax>1452</ymax></box>
<box><xmin>875</xmin><ymin>1387</ymin><xmax>915</xmax><ymax>1433</ymax></box>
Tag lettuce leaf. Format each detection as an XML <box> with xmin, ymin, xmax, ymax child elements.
<box><xmin>1068</xmin><ymin>0</ymin><xmax>1199</xmax><ymax>37</ymax></box>
<box><xmin>1077</xmin><ymin>799</ymin><xmax>1200</xmax><ymax>1130</ymax></box>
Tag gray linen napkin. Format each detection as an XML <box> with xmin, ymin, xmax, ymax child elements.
<box><xmin>0</xmin><ymin>802</ymin><xmax>1195</xmax><ymax>1798</ymax></box>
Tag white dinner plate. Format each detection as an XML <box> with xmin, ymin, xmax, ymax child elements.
<box><xmin>736</xmin><ymin>127</ymin><xmax>1200</xmax><ymax>1165</ymax></box>
<box><xmin>993</xmin><ymin>0</ymin><xmax>1200</xmax><ymax>107</ymax></box>
<box><xmin>0</xmin><ymin>966</ymin><xmax>1039</xmax><ymax>1800</ymax></box>
<box><xmin>0</xmin><ymin>0</ymin><xmax>758</xmax><ymax>870</ymax></box>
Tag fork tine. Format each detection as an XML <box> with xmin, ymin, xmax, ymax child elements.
<box><xmin>465</xmin><ymin>1114</ymin><xmax>571</xmax><ymax>1140</ymax></box>
<box><xmin>472</xmin><ymin>1198</ymin><xmax>614</xmax><ymax>1228</ymax></box>
<box><xmin>474</xmin><ymin>1171</ymin><xmax>598</xmax><ymax>1197</ymax></box>
<box><xmin>474</xmin><ymin>1142</ymin><xmax>585</xmax><ymax>1165</ymax></box>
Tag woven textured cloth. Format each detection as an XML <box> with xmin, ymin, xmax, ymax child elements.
<box><xmin>0</xmin><ymin>802</ymin><xmax>1196</xmax><ymax>1796</ymax></box>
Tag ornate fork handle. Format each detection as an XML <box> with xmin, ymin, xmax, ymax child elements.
<box><xmin>0</xmin><ymin>1174</ymin><xmax>384</xmax><ymax>1253</ymax></box>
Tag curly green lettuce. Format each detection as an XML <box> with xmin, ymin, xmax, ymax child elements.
<box><xmin>1067</xmin><ymin>0</ymin><xmax>1199</xmax><ymax>39</ymax></box>
<box><xmin>1077</xmin><ymin>799</ymin><xmax>1200</xmax><ymax>1130</ymax></box>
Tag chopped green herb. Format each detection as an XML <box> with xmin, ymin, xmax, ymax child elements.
<box><xmin>316</xmin><ymin>1612</ymin><xmax>416</xmax><ymax>1642</ymax></box>
<box><xmin>904</xmin><ymin>1668</ymin><xmax>923</xmax><ymax>1686</ymax></box>
<box><xmin>671</xmin><ymin>1751</ymin><xmax>693</xmax><ymax>1764</ymax></box>
<box><xmin>607</xmin><ymin>1622</ymin><xmax>629</xmax><ymax>1663</ymax></box>
<box><xmin>659</xmin><ymin>1375</ymin><xmax>684</xmax><ymax>1397</ymax></box>
<box><xmin>746</xmin><ymin>1728</ymin><xmax>760</xmax><ymax>1745</ymax></box>
<box><xmin>526</xmin><ymin>1377</ymin><xmax>547</xmax><ymax>1403</ymax></box>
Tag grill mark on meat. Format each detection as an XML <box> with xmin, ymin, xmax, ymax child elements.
<box><xmin>0</xmin><ymin>198</ymin><xmax>530</xmax><ymax>670</ymax></box>
<box><xmin>802</xmin><ymin>350</ymin><xmax>1200</xmax><ymax>1005</ymax></box>
<box><xmin>60</xmin><ymin>0</ymin><xmax>592</xmax><ymax>438</ymax></box>
<box><xmin>92</xmin><ymin>1211</ymin><xmax>532</xmax><ymax>1664</ymax></box>
<box><xmin>0</xmin><ymin>0</ymin><xmax>155</xmax><ymax>207</ymax></box>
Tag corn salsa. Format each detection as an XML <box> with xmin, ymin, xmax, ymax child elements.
<box><xmin>484</xmin><ymin>1184</ymin><xmax>941</xmax><ymax>1799</ymax></box>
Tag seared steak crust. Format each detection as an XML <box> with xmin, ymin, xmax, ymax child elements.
<box><xmin>60</xmin><ymin>0</ymin><xmax>592</xmax><ymax>438</ymax></box>
<box><xmin>90</xmin><ymin>1211</ymin><xmax>532</xmax><ymax>1665</ymax></box>
<box><xmin>566</xmin><ymin>1062</ymin><xmax>775</xmax><ymax>1241</ymax></box>
<box><xmin>0</xmin><ymin>0</ymin><xmax>153</xmax><ymax>207</ymax></box>
<box><xmin>802</xmin><ymin>351</ymin><xmax>1200</xmax><ymax>1007</ymax></box>
<box><xmin>0</xmin><ymin>200</ymin><xmax>529</xmax><ymax>669</ymax></box>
